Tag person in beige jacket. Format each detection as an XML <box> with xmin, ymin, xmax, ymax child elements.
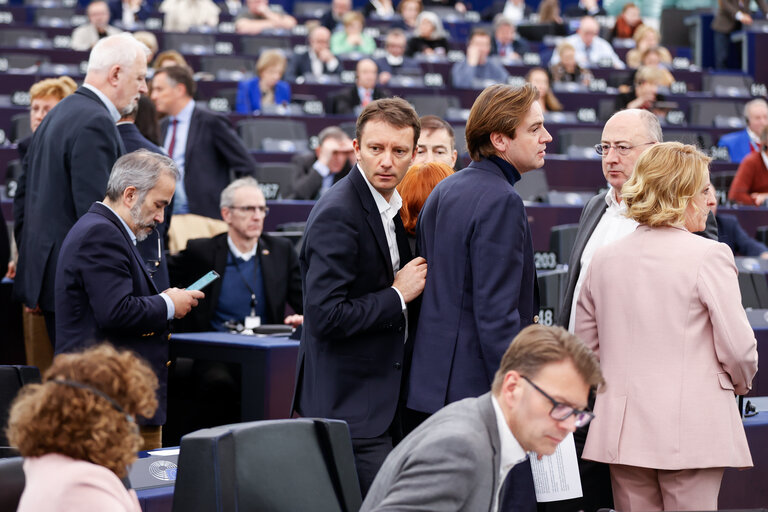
<box><xmin>576</xmin><ymin>141</ymin><xmax>758</xmax><ymax>511</ymax></box>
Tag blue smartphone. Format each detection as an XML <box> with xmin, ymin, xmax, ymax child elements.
<box><xmin>187</xmin><ymin>270</ymin><xmax>220</xmax><ymax>291</ymax></box>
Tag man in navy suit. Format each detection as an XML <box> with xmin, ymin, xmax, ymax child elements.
<box><xmin>55</xmin><ymin>150</ymin><xmax>203</xmax><ymax>449</ymax></box>
<box><xmin>14</xmin><ymin>33</ymin><xmax>149</xmax><ymax>343</ymax></box>
<box><xmin>292</xmin><ymin>98</ymin><xmax>427</xmax><ymax>496</ymax></box>
<box><xmin>287</xmin><ymin>25</ymin><xmax>341</xmax><ymax>81</ymax></box>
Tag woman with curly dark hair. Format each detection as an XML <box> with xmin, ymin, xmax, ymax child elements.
<box><xmin>6</xmin><ymin>344</ymin><xmax>158</xmax><ymax>512</ymax></box>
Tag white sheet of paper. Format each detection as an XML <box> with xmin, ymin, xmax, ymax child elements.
<box><xmin>530</xmin><ymin>432</ymin><xmax>583</xmax><ymax>502</ymax></box>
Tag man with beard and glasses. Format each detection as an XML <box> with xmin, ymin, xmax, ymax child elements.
<box><xmin>14</xmin><ymin>33</ymin><xmax>149</xmax><ymax>345</ymax></box>
<box><xmin>55</xmin><ymin>150</ymin><xmax>203</xmax><ymax>450</ymax></box>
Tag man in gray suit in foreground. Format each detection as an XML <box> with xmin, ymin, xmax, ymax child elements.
<box><xmin>361</xmin><ymin>325</ymin><xmax>604</xmax><ymax>511</ymax></box>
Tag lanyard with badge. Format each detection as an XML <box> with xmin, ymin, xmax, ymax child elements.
<box><xmin>229</xmin><ymin>249</ymin><xmax>261</xmax><ymax>330</ymax></box>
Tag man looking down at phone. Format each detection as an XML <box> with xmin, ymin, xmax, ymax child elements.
<box><xmin>168</xmin><ymin>177</ymin><xmax>303</xmax><ymax>331</ymax></box>
<box><xmin>55</xmin><ymin>150</ymin><xmax>203</xmax><ymax>449</ymax></box>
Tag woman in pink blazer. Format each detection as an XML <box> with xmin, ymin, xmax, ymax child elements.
<box><xmin>576</xmin><ymin>142</ymin><xmax>758</xmax><ymax>511</ymax></box>
<box><xmin>7</xmin><ymin>344</ymin><xmax>159</xmax><ymax>512</ymax></box>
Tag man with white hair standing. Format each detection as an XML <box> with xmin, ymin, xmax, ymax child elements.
<box><xmin>14</xmin><ymin>33</ymin><xmax>149</xmax><ymax>344</ymax></box>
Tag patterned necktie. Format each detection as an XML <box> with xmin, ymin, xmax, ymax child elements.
<box><xmin>167</xmin><ymin>118</ymin><xmax>178</xmax><ymax>159</ymax></box>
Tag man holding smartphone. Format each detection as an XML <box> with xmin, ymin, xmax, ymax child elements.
<box><xmin>55</xmin><ymin>150</ymin><xmax>203</xmax><ymax>450</ymax></box>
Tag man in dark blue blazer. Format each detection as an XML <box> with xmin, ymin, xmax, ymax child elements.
<box><xmin>55</xmin><ymin>150</ymin><xmax>204</xmax><ymax>449</ymax></box>
<box><xmin>408</xmin><ymin>83</ymin><xmax>548</xmax><ymax>417</ymax></box>
<box><xmin>292</xmin><ymin>98</ymin><xmax>427</xmax><ymax>496</ymax></box>
<box><xmin>13</xmin><ymin>33</ymin><xmax>149</xmax><ymax>342</ymax></box>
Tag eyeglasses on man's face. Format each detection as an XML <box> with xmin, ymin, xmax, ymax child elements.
<box><xmin>229</xmin><ymin>205</ymin><xmax>270</xmax><ymax>216</ymax></box>
<box><xmin>594</xmin><ymin>141</ymin><xmax>655</xmax><ymax>157</ymax></box>
<box><xmin>521</xmin><ymin>375</ymin><xmax>594</xmax><ymax>428</ymax></box>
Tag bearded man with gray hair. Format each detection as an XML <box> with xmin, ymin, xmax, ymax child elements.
<box><xmin>14</xmin><ymin>33</ymin><xmax>150</xmax><ymax>344</ymax></box>
<box><xmin>55</xmin><ymin>150</ymin><xmax>203</xmax><ymax>450</ymax></box>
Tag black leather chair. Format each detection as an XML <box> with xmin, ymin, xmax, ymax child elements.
<box><xmin>0</xmin><ymin>366</ymin><xmax>41</xmax><ymax>447</ymax></box>
<box><xmin>172</xmin><ymin>418</ymin><xmax>361</xmax><ymax>512</ymax></box>
<box><xmin>0</xmin><ymin>457</ymin><xmax>24</xmax><ymax>511</ymax></box>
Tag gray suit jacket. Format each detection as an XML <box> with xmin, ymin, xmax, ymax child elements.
<box><xmin>360</xmin><ymin>393</ymin><xmax>502</xmax><ymax>512</ymax></box>
<box><xmin>558</xmin><ymin>191</ymin><xmax>719</xmax><ymax>327</ymax></box>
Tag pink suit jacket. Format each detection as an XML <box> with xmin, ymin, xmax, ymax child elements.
<box><xmin>576</xmin><ymin>225</ymin><xmax>757</xmax><ymax>470</ymax></box>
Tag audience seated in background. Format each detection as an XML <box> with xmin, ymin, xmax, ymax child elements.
<box><xmin>713</xmin><ymin>195</ymin><xmax>768</xmax><ymax>257</ymax></box>
<box><xmin>550</xmin><ymin>41</ymin><xmax>593</xmax><ymax>85</ymax></box>
<box><xmin>327</xmin><ymin>58</ymin><xmax>390</xmax><ymax>115</ymax></box>
<box><xmin>405</xmin><ymin>11</ymin><xmax>449</xmax><ymax>57</ymax></box>
<box><xmin>609</xmin><ymin>2</ymin><xmax>642</xmax><ymax>41</ymax></box>
<box><xmin>152</xmin><ymin>49</ymin><xmax>190</xmax><ymax>71</ymax></box>
<box><xmin>71</xmin><ymin>0</ymin><xmax>121</xmax><ymax>51</ymax></box>
<box><xmin>564</xmin><ymin>0</ymin><xmax>605</xmax><ymax>17</ymax></box>
<box><xmin>397</xmin><ymin>161</ymin><xmax>454</xmax><ymax>252</ymax></box>
<box><xmin>624</xmin><ymin>25</ymin><xmax>672</xmax><ymax>69</ymax></box>
<box><xmin>549</xmin><ymin>16</ymin><xmax>625</xmax><ymax>70</ymax></box>
<box><xmin>626</xmin><ymin>47</ymin><xmax>675</xmax><ymax>89</ymax></box>
<box><xmin>330</xmin><ymin>11</ymin><xmax>377</xmax><ymax>56</ymax></box>
<box><xmin>288</xmin><ymin>25</ymin><xmax>341</xmax><ymax>81</ymax></box>
<box><xmin>320</xmin><ymin>0</ymin><xmax>352</xmax><ymax>33</ymax></box>
<box><xmin>527</xmin><ymin>67</ymin><xmax>563</xmax><ymax>113</ymax></box>
<box><xmin>728</xmin><ymin>126</ymin><xmax>768</xmax><ymax>205</ymax></box>
<box><xmin>413</xmin><ymin>115</ymin><xmax>458</xmax><ymax>168</ymax></box>
<box><xmin>719</xmin><ymin>99</ymin><xmax>768</xmax><ymax>164</ymax></box>
<box><xmin>394</xmin><ymin>0</ymin><xmax>422</xmax><ymax>32</ymax></box>
<box><xmin>482</xmin><ymin>0</ymin><xmax>532</xmax><ymax>23</ymax></box>
<box><xmin>491</xmin><ymin>14</ymin><xmax>529</xmax><ymax>61</ymax></box>
<box><xmin>235</xmin><ymin>49</ymin><xmax>291</xmax><ymax>114</ymax></box>
<box><xmin>376</xmin><ymin>28</ymin><xmax>421</xmax><ymax>85</ymax></box>
<box><xmin>234</xmin><ymin>0</ymin><xmax>296</xmax><ymax>35</ymax></box>
<box><xmin>615</xmin><ymin>66</ymin><xmax>667</xmax><ymax>113</ymax></box>
<box><xmin>362</xmin><ymin>0</ymin><xmax>395</xmax><ymax>19</ymax></box>
<box><xmin>7</xmin><ymin>344</ymin><xmax>158</xmax><ymax>512</ymax></box>
<box><xmin>451</xmin><ymin>29</ymin><xmax>509</xmax><ymax>88</ymax></box>
<box><xmin>159</xmin><ymin>0</ymin><xmax>220</xmax><ymax>32</ymax></box>
<box><xmin>538</xmin><ymin>0</ymin><xmax>568</xmax><ymax>35</ymax></box>
<box><xmin>291</xmin><ymin>126</ymin><xmax>355</xmax><ymax>199</ymax></box>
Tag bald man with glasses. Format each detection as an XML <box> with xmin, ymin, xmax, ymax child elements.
<box><xmin>548</xmin><ymin>109</ymin><xmax>718</xmax><ymax>512</ymax></box>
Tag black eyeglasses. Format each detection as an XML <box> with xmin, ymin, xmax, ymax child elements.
<box><xmin>594</xmin><ymin>141</ymin><xmax>655</xmax><ymax>157</ymax></box>
<box><xmin>229</xmin><ymin>205</ymin><xmax>270</xmax><ymax>216</ymax></box>
<box><xmin>521</xmin><ymin>376</ymin><xmax>594</xmax><ymax>428</ymax></box>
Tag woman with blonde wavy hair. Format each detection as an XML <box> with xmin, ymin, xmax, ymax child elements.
<box><xmin>575</xmin><ymin>142</ymin><xmax>758</xmax><ymax>511</ymax></box>
<box><xmin>7</xmin><ymin>344</ymin><xmax>158</xmax><ymax>512</ymax></box>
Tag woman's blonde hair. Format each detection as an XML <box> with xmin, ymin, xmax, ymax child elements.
<box><xmin>623</xmin><ymin>142</ymin><xmax>711</xmax><ymax>227</ymax></box>
<box><xmin>256</xmin><ymin>49</ymin><xmax>287</xmax><ymax>76</ymax></box>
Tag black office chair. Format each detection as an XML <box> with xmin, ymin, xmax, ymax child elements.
<box><xmin>664</xmin><ymin>130</ymin><xmax>713</xmax><ymax>151</ymax></box>
<box><xmin>256</xmin><ymin>162</ymin><xmax>300</xmax><ymax>200</ymax></box>
<box><xmin>737</xmin><ymin>271</ymin><xmax>761</xmax><ymax>309</ymax></box>
<box><xmin>163</xmin><ymin>33</ymin><xmax>216</xmax><ymax>55</ymax></box>
<box><xmin>199</xmin><ymin>56</ymin><xmax>254</xmax><ymax>80</ymax></box>
<box><xmin>172</xmin><ymin>418</ymin><xmax>362</xmax><ymax>512</ymax></box>
<box><xmin>237</xmin><ymin>119</ymin><xmax>308</xmax><ymax>151</ymax></box>
<box><xmin>406</xmin><ymin>94</ymin><xmax>461</xmax><ymax>119</ymax></box>
<box><xmin>549</xmin><ymin>224</ymin><xmax>580</xmax><ymax>266</ymax></box>
<box><xmin>239</xmin><ymin>36</ymin><xmax>291</xmax><ymax>56</ymax></box>
<box><xmin>10</xmin><ymin>114</ymin><xmax>31</xmax><ymax>144</ymax></box>
<box><xmin>514</xmin><ymin>169</ymin><xmax>549</xmax><ymax>203</ymax></box>
<box><xmin>688</xmin><ymin>100</ymin><xmax>745</xmax><ymax>128</ymax></box>
<box><xmin>557</xmin><ymin>128</ymin><xmax>603</xmax><ymax>156</ymax></box>
<box><xmin>0</xmin><ymin>28</ymin><xmax>49</xmax><ymax>48</ymax></box>
<box><xmin>0</xmin><ymin>366</ymin><xmax>41</xmax><ymax>447</ymax></box>
<box><xmin>0</xmin><ymin>457</ymin><xmax>24</xmax><ymax>511</ymax></box>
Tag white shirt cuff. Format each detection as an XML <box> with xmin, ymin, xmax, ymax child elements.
<box><xmin>736</xmin><ymin>11</ymin><xmax>744</xmax><ymax>21</ymax></box>
<box><xmin>392</xmin><ymin>286</ymin><xmax>406</xmax><ymax>311</ymax></box>
<box><xmin>160</xmin><ymin>292</ymin><xmax>175</xmax><ymax>320</ymax></box>
<box><xmin>313</xmin><ymin>160</ymin><xmax>331</xmax><ymax>178</ymax></box>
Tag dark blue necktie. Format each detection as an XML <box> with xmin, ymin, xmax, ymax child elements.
<box><xmin>499</xmin><ymin>458</ymin><xmax>537</xmax><ymax>512</ymax></box>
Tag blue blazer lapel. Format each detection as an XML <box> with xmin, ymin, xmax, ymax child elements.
<box><xmin>350</xmin><ymin>167</ymin><xmax>395</xmax><ymax>282</ymax></box>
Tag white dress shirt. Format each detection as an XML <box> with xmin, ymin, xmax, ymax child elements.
<box><xmin>491</xmin><ymin>395</ymin><xmax>529</xmax><ymax>512</ymax></box>
<box><xmin>549</xmin><ymin>33</ymin><xmax>626</xmax><ymax>70</ymax></box>
<box><xmin>358</xmin><ymin>166</ymin><xmax>406</xmax><ymax>311</ymax></box>
<box><xmin>569</xmin><ymin>188</ymin><xmax>638</xmax><ymax>331</ymax></box>
<box><xmin>82</xmin><ymin>83</ymin><xmax>121</xmax><ymax>123</ymax></box>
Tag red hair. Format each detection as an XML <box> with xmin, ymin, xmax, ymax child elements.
<box><xmin>397</xmin><ymin>162</ymin><xmax>454</xmax><ymax>235</ymax></box>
